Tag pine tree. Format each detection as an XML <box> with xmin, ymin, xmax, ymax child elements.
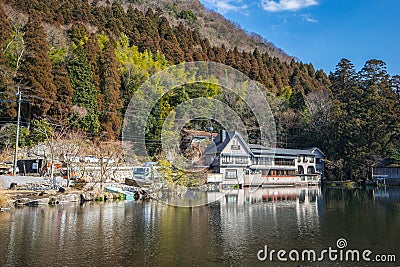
<box><xmin>21</xmin><ymin>13</ymin><xmax>57</xmax><ymax>119</ymax></box>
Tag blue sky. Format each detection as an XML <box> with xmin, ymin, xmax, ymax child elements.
<box><xmin>199</xmin><ymin>0</ymin><xmax>399</xmax><ymax>76</ymax></box>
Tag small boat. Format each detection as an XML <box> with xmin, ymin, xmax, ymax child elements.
<box><xmin>104</xmin><ymin>186</ymin><xmax>136</xmax><ymax>200</ymax></box>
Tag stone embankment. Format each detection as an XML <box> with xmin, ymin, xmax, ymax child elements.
<box><xmin>0</xmin><ymin>175</ymin><xmax>149</xmax><ymax>210</ymax></box>
<box><xmin>9</xmin><ymin>188</ymin><xmax>132</xmax><ymax>207</ymax></box>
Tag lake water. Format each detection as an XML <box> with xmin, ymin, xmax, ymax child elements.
<box><xmin>1</xmin><ymin>186</ymin><xmax>399</xmax><ymax>266</ymax></box>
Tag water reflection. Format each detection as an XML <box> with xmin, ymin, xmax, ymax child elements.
<box><xmin>374</xmin><ymin>186</ymin><xmax>400</xmax><ymax>203</ymax></box>
<box><xmin>206</xmin><ymin>187</ymin><xmax>323</xmax><ymax>265</ymax></box>
<box><xmin>0</xmin><ymin>186</ymin><xmax>399</xmax><ymax>266</ymax></box>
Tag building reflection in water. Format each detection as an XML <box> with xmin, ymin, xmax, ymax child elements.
<box><xmin>206</xmin><ymin>186</ymin><xmax>322</xmax><ymax>263</ymax></box>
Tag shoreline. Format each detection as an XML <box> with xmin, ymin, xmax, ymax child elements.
<box><xmin>0</xmin><ymin>175</ymin><xmax>148</xmax><ymax>210</ymax></box>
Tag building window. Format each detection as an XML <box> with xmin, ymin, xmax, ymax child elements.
<box><xmin>316</xmin><ymin>158</ymin><xmax>322</xmax><ymax>164</ymax></box>
<box><xmin>225</xmin><ymin>194</ymin><xmax>238</xmax><ymax>203</ymax></box>
<box><xmin>223</xmin><ymin>156</ymin><xmax>248</xmax><ymax>164</ymax></box>
<box><xmin>235</xmin><ymin>157</ymin><xmax>248</xmax><ymax>164</ymax></box>
<box><xmin>231</xmin><ymin>145</ymin><xmax>241</xmax><ymax>150</ymax></box>
<box><xmin>256</xmin><ymin>157</ymin><xmax>271</xmax><ymax>165</ymax></box>
<box><xmin>298</xmin><ymin>165</ymin><xmax>304</xmax><ymax>174</ymax></box>
<box><xmin>307</xmin><ymin>166</ymin><xmax>315</xmax><ymax>174</ymax></box>
<box><xmin>309</xmin><ymin>157</ymin><xmax>314</xmax><ymax>163</ymax></box>
<box><xmin>231</xmin><ymin>139</ymin><xmax>240</xmax><ymax>150</ymax></box>
<box><xmin>222</xmin><ymin>156</ymin><xmax>233</xmax><ymax>164</ymax></box>
<box><xmin>275</xmin><ymin>158</ymin><xmax>295</xmax><ymax>166</ymax></box>
<box><xmin>225</xmin><ymin>169</ymin><xmax>237</xmax><ymax>179</ymax></box>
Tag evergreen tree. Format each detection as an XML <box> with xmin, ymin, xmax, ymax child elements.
<box><xmin>392</xmin><ymin>75</ymin><xmax>400</xmax><ymax>101</ymax></box>
<box><xmin>0</xmin><ymin>3</ymin><xmax>16</xmax><ymax>119</ymax></box>
<box><xmin>68</xmin><ymin>22</ymin><xmax>89</xmax><ymax>47</ymax></box>
<box><xmin>329</xmin><ymin>58</ymin><xmax>365</xmax><ymax>179</ymax></box>
<box><xmin>48</xmin><ymin>64</ymin><xmax>73</xmax><ymax>126</ymax></box>
<box><xmin>359</xmin><ymin>60</ymin><xmax>399</xmax><ymax>166</ymax></box>
<box><xmin>85</xmin><ymin>33</ymin><xmax>102</xmax><ymax>111</ymax></box>
<box><xmin>67</xmin><ymin>45</ymin><xmax>99</xmax><ymax>134</ymax></box>
<box><xmin>99</xmin><ymin>41</ymin><xmax>123</xmax><ymax>139</ymax></box>
<box><xmin>21</xmin><ymin>13</ymin><xmax>57</xmax><ymax>119</ymax></box>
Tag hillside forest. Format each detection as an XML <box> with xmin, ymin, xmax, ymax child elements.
<box><xmin>0</xmin><ymin>0</ymin><xmax>399</xmax><ymax>180</ymax></box>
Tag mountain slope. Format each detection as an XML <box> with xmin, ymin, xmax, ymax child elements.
<box><xmin>125</xmin><ymin>0</ymin><xmax>292</xmax><ymax>62</ymax></box>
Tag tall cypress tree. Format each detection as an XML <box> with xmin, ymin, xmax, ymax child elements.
<box><xmin>359</xmin><ymin>60</ymin><xmax>399</xmax><ymax>163</ymax></box>
<box><xmin>48</xmin><ymin>64</ymin><xmax>73</xmax><ymax>126</ymax></box>
<box><xmin>0</xmin><ymin>3</ymin><xmax>16</xmax><ymax>119</ymax></box>
<box><xmin>329</xmin><ymin>58</ymin><xmax>365</xmax><ymax>179</ymax></box>
<box><xmin>85</xmin><ymin>33</ymin><xmax>102</xmax><ymax>111</ymax></box>
<box><xmin>67</xmin><ymin>45</ymin><xmax>100</xmax><ymax>134</ymax></box>
<box><xmin>99</xmin><ymin>41</ymin><xmax>123</xmax><ymax>139</ymax></box>
<box><xmin>22</xmin><ymin>13</ymin><xmax>56</xmax><ymax>119</ymax></box>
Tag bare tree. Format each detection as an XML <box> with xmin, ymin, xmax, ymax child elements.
<box><xmin>58</xmin><ymin>131</ymin><xmax>89</xmax><ymax>187</ymax></box>
<box><xmin>303</xmin><ymin>88</ymin><xmax>333</xmax><ymax>148</ymax></box>
<box><xmin>89</xmin><ymin>140</ymin><xmax>124</xmax><ymax>189</ymax></box>
<box><xmin>3</xmin><ymin>4</ymin><xmax>27</xmax><ymax>77</ymax></box>
<box><xmin>304</xmin><ymin>89</ymin><xmax>332</xmax><ymax>129</ymax></box>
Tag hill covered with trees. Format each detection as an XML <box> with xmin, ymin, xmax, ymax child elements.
<box><xmin>0</xmin><ymin>0</ymin><xmax>399</xmax><ymax>179</ymax></box>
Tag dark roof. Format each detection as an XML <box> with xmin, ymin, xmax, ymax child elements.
<box><xmin>306</xmin><ymin>147</ymin><xmax>325</xmax><ymax>157</ymax></box>
<box><xmin>205</xmin><ymin>131</ymin><xmax>323</xmax><ymax>157</ymax></box>
<box><xmin>181</xmin><ymin>129</ymin><xmax>218</xmax><ymax>138</ymax></box>
<box><xmin>249</xmin><ymin>144</ymin><xmax>316</xmax><ymax>156</ymax></box>
<box><xmin>204</xmin><ymin>131</ymin><xmax>253</xmax><ymax>155</ymax></box>
<box><xmin>204</xmin><ymin>131</ymin><xmax>236</xmax><ymax>155</ymax></box>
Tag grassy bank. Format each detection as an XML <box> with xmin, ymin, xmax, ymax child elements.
<box><xmin>0</xmin><ymin>189</ymin><xmax>10</xmax><ymax>208</ymax></box>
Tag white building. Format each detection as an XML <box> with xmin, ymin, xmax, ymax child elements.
<box><xmin>204</xmin><ymin>131</ymin><xmax>324</xmax><ymax>187</ymax></box>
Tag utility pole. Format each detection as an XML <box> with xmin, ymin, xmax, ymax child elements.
<box><xmin>209</xmin><ymin>118</ymin><xmax>213</xmax><ymax>142</ymax></box>
<box><xmin>13</xmin><ymin>87</ymin><xmax>22</xmax><ymax>176</ymax></box>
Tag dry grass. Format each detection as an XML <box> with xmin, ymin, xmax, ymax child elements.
<box><xmin>0</xmin><ymin>189</ymin><xmax>11</xmax><ymax>208</ymax></box>
<box><xmin>0</xmin><ymin>179</ymin><xmax>10</xmax><ymax>208</ymax></box>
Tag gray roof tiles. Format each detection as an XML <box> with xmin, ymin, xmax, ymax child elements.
<box><xmin>205</xmin><ymin>131</ymin><xmax>322</xmax><ymax>157</ymax></box>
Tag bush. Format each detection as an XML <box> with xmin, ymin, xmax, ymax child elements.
<box><xmin>178</xmin><ymin>10</ymin><xmax>197</xmax><ymax>22</ymax></box>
